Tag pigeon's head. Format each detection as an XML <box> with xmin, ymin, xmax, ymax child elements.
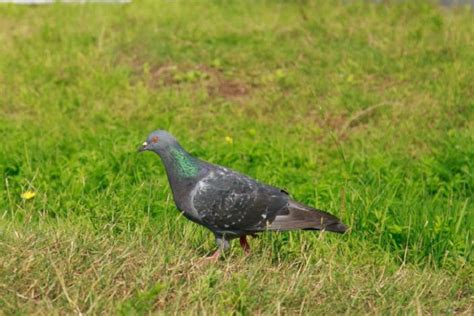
<box><xmin>138</xmin><ymin>130</ymin><xmax>178</xmax><ymax>153</ymax></box>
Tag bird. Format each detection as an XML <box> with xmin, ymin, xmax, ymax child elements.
<box><xmin>138</xmin><ymin>130</ymin><xmax>347</xmax><ymax>260</ymax></box>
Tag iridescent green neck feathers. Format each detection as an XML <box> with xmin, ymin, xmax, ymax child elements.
<box><xmin>169</xmin><ymin>147</ymin><xmax>199</xmax><ymax>177</ymax></box>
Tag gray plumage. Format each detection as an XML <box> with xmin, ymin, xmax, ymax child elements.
<box><xmin>139</xmin><ymin>130</ymin><xmax>347</xmax><ymax>257</ymax></box>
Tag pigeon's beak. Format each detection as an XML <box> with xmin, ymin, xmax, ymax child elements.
<box><xmin>138</xmin><ymin>141</ymin><xmax>149</xmax><ymax>153</ymax></box>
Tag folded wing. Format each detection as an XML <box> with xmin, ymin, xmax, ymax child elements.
<box><xmin>191</xmin><ymin>167</ymin><xmax>288</xmax><ymax>233</ymax></box>
<box><xmin>266</xmin><ymin>200</ymin><xmax>347</xmax><ymax>233</ymax></box>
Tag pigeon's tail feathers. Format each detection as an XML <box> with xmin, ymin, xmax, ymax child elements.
<box><xmin>267</xmin><ymin>200</ymin><xmax>347</xmax><ymax>233</ymax></box>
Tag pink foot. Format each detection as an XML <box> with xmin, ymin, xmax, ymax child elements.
<box><xmin>207</xmin><ymin>249</ymin><xmax>221</xmax><ymax>260</ymax></box>
<box><xmin>195</xmin><ymin>249</ymin><xmax>221</xmax><ymax>265</ymax></box>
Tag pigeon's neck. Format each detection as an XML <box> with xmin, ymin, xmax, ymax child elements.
<box><xmin>157</xmin><ymin>144</ymin><xmax>200</xmax><ymax>180</ymax></box>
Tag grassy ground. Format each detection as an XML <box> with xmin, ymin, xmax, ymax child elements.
<box><xmin>0</xmin><ymin>0</ymin><xmax>473</xmax><ymax>314</ymax></box>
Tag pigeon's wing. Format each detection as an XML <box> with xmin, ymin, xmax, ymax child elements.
<box><xmin>191</xmin><ymin>167</ymin><xmax>289</xmax><ymax>233</ymax></box>
<box><xmin>266</xmin><ymin>200</ymin><xmax>347</xmax><ymax>233</ymax></box>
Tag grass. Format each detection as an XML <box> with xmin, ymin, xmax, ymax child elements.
<box><xmin>0</xmin><ymin>0</ymin><xmax>473</xmax><ymax>314</ymax></box>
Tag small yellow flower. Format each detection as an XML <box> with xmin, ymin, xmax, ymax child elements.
<box><xmin>21</xmin><ymin>191</ymin><xmax>36</xmax><ymax>200</ymax></box>
<box><xmin>225</xmin><ymin>136</ymin><xmax>233</xmax><ymax>144</ymax></box>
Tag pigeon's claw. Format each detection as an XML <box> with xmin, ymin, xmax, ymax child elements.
<box><xmin>199</xmin><ymin>249</ymin><xmax>221</xmax><ymax>262</ymax></box>
<box><xmin>208</xmin><ymin>249</ymin><xmax>221</xmax><ymax>260</ymax></box>
<box><xmin>193</xmin><ymin>250</ymin><xmax>221</xmax><ymax>266</ymax></box>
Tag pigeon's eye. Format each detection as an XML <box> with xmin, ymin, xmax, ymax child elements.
<box><xmin>151</xmin><ymin>136</ymin><xmax>159</xmax><ymax>144</ymax></box>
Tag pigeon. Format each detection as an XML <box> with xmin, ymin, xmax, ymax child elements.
<box><xmin>139</xmin><ymin>130</ymin><xmax>347</xmax><ymax>259</ymax></box>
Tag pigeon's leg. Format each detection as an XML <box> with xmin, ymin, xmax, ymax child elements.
<box><xmin>204</xmin><ymin>235</ymin><xmax>230</xmax><ymax>261</ymax></box>
<box><xmin>239</xmin><ymin>236</ymin><xmax>250</xmax><ymax>255</ymax></box>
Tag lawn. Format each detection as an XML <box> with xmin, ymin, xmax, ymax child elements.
<box><xmin>0</xmin><ymin>0</ymin><xmax>472</xmax><ymax>314</ymax></box>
